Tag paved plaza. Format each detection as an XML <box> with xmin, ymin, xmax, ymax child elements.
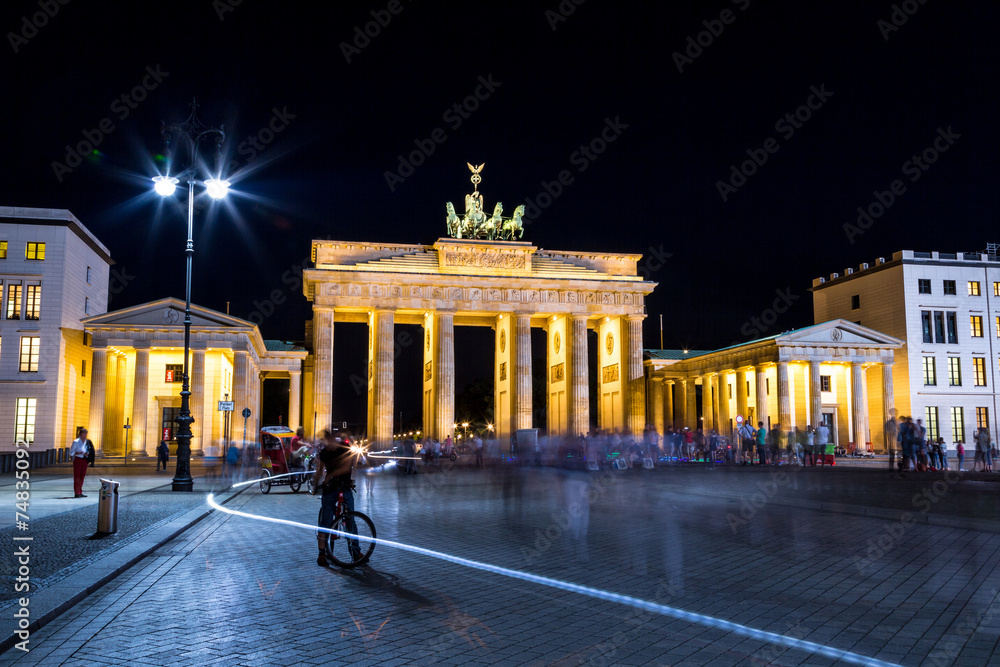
<box><xmin>2</xmin><ymin>464</ymin><xmax>999</xmax><ymax>666</ymax></box>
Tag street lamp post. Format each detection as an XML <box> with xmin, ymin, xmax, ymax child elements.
<box><xmin>154</xmin><ymin>99</ymin><xmax>229</xmax><ymax>492</ymax></box>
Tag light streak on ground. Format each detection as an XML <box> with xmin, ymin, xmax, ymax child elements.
<box><xmin>231</xmin><ymin>471</ymin><xmax>308</xmax><ymax>488</ymax></box>
<box><xmin>206</xmin><ymin>493</ymin><xmax>901</xmax><ymax>667</ymax></box>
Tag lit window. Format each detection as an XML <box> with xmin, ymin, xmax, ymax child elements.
<box><xmin>24</xmin><ymin>284</ymin><xmax>40</xmax><ymax>321</ymax></box>
<box><xmin>0</xmin><ymin>241</ymin><xmax>7</xmax><ymax>259</ymax></box>
<box><xmin>165</xmin><ymin>364</ymin><xmax>183</xmax><ymax>383</ymax></box>
<box><xmin>948</xmin><ymin>357</ymin><xmax>961</xmax><ymax>386</ymax></box>
<box><xmin>820</xmin><ymin>375</ymin><xmax>831</xmax><ymax>392</ymax></box>
<box><xmin>918</xmin><ymin>279</ymin><xmax>931</xmax><ymax>294</ymax></box>
<box><xmin>15</xmin><ymin>398</ymin><xmax>36</xmax><ymax>444</ymax></box>
<box><xmin>968</xmin><ymin>281</ymin><xmax>981</xmax><ymax>296</ymax></box>
<box><xmin>977</xmin><ymin>407</ymin><xmax>990</xmax><ymax>430</ymax></box>
<box><xmin>19</xmin><ymin>337</ymin><xmax>39</xmax><ymax>372</ymax></box>
<box><xmin>25</xmin><ymin>242</ymin><xmax>45</xmax><ymax>261</ymax></box>
<box><xmin>971</xmin><ymin>315</ymin><xmax>983</xmax><ymax>338</ymax></box>
<box><xmin>973</xmin><ymin>357</ymin><xmax>987</xmax><ymax>387</ymax></box>
<box><xmin>995</xmin><ymin>282</ymin><xmax>1000</xmax><ymax>297</ymax></box>
<box><xmin>943</xmin><ymin>280</ymin><xmax>956</xmax><ymax>295</ymax></box>
<box><xmin>996</xmin><ymin>316</ymin><xmax>1000</xmax><ymax>339</ymax></box>
<box><xmin>951</xmin><ymin>406</ymin><xmax>965</xmax><ymax>442</ymax></box>
<box><xmin>6</xmin><ymin>282</ymin><xmax>21</xmax><ymax>320</ymax></box>
<box><xmin>925</xmin><ymin>407</ymin><xmax>939</xmax><ymax>441</ymax></box>
<box><xmin>922</xmin><ymin>356</ymin><xmax>936</xmax><ymax>386</ymax></box>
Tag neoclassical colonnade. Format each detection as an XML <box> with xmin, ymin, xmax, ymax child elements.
<box><xmin>645</xmin><ymin>321</ymin><xmax>904</xmax><ymax>450</ymax></box>
<box><xmin>304</xmin><ymin>238</ymin><xmax>656</xmax><ymax>445</ymax></box>
<box><xmin>83</xmin><ymin>299</ymin><xmax>306</xmax><ymax>456</ymax></box>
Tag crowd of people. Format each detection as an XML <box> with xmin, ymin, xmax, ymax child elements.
<box><xmin>893</xmin><ymin>416</ymin><xmax>995</xmax><ymax>474</ymax></box>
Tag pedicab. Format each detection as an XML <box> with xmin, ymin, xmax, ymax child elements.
<box><xmin>258</xmin><ymin>426</ymin><xmax>314</xmax><ymax>494</ymax></box>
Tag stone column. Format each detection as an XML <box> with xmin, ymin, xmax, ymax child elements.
<box><xmin>651</xmin><ymin>380</ymin><xmax>665</xmax><ymax>436</ymax></box>
<box><xmin>701</xmin><ymin>373</ymin><xmax>714</xmax><ymax>432</ymax></box>
<box><xmin>735</xmin><ymin>369</ymin><xmax>748</xmax><ymax>425</ymax></box>
<box><xmin>513</xmin><ymin>313</ymin><xmax>532</xmax><ymax>430</ymax></box>
<box><xmin>109</xmin><ymin>355</ymin><xmax>126</xmax><ymax>456</ymax></box>
<box><xmin>312</xmin><ymin>308</ymin><xmax>334</xmax><ymax>437</ymax></box>
<box><xmin>85</xmin><ymin>347</ymin><xmax>108</xmax><ymax>449</ymax></box>
<box><xmin>130</xmin><ymin>347</ymin><xmax>150</xmax><ymax>456</ymax></box>
<box><xmin>809</xmin><ymin>360</ymin><xmax>821</xmax><ymax>428</ymax></box>
<box><xmin>568</xmin><ymin>314</ymin><xmax>590</xmax><ymax>437</ymax></box>
<box><xmin>288</xmin><ymin>370</ymin><xmax>301</xmax><ymax>431</ymax></box>
<box><xmin>677</xmin><ymin>379</ymin><xmax>687</xmax><ymax>428</ymax></box>
<box><xmin>686</xmin><ymin>377</ymin><xmax>697</xmax><ymax>430</ymax></box>
<box><xmin>372</xmin><ymin>310</ymin><xmax>395</xmax><ymax>447</ymax></box>
<box><xmin>754</xmin><ymin>366</ymin><xmax>768</xmax><ymax>428</ymax></box>
<box><xmin>233</xmin><ymin>349</ymin><xmax>249</xmax><ymax>437</ymax></box>
<box><xmin>881</xmin><ymin>362</ymin><xmax>895</xmax><ymax>453</ymax></box>
<box><xmin>717</xmin><ymin>372</ymin><xmax>730</xmax><ymax>437</ymax></box>
<box><xmin>190</xmin><ymin>349</ymin><xmax>206</xmax><ymax>456</ymax></box>
<box><xmin>665</xmin><ymin>381</ymin><xmax>674</xmax><ymax>428</ymax></box>
<box><xmin>624</xmin><ymin>315</ymin><xmax>646</xmax><ymax>435</ymax></box>
<box><xmin>434</xmin><ymin>312</ymin><xmax>455</xmax><ymax>441</ymax></box>
<box><xmin>852</xmin><ymin>362</ymin><xmax>868</xmax><ymax>447</ymax></box>
<box><xmin>777</xmin><ymin>361</ymin><xmax>791</xmax><ymax>432</ymax></box>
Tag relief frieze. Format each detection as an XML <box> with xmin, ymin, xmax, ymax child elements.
<box><xmin>444</xmin><ymin>250</ymin><xmax>526</xmax><ymax>269</ymax></box>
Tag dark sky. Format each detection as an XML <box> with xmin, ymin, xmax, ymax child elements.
<box><xmin>2</xmin><ymin>1</ymin><xmax>996</xmax><ymax>426</ymax></box>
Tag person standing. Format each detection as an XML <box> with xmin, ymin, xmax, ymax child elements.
<box><xmin>815</xmin><ymin>421</ymin><xmax>831</xmax><ymax>466</ymax></box>
<box><xmin>885</xmin><ymin>410</ymin><xmax>899</xmax><ymax>471</ymax></box>
<box><xmin>956</xmin><ymin>440</ymin><xmax>965</xmax><ymax>471</ymax></box>
<box><xmin>474</xmin><ymin>434</ymin><xmax>483</xmax><ymax>467</ymax></box>
<box><xmin>755</xmin><ymin>422</ymin><xmax>767</xmax><ymax>466</ymax></box>
<box><xmin>737</xmin><ymin>421</ymin><xmax>756</xmax><ymax>466</ymax></box>
<box><xmin>975</xmin><ymin>427</ymin><xmax>990</xmax><ymax>472</ymax></box>
<box><xmin>804</xmin><ymin>425</ymin><xmax>816</xmax><ymax>466</ymax></box>
<box><xmin>156</xmin><ymin>439</ymin><xmax>169</xmax><ymax>471</ymax></box>
<box><xmin>70</xmin><ymin>429</ymin><xmax>90</xmax><ymax>497</ymax></box>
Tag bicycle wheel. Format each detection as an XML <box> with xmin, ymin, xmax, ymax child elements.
<box><xmin>259</xmin><ymin>471</ymin><xmax>272</xmax><ymax>494</ymax></box>
<box><xmin>290</xmin><ymin>476</ymin><xmax>301</xmax><ymax>493</ymax></box>
<box><xmin>324</xmin><ymin>511</ymin><xmax>376</xmax><ymax>568</ymax></box>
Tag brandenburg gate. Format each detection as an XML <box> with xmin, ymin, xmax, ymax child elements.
<box><xmin>303</xmin><ymin>166</ymin><xmax>656</xmax><ymax>445</ymax></box>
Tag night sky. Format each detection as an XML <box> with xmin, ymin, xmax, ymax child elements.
<box><xmin>2</xmin><ymin>1</ymin><xmax>996</xmax><ymax>428</ymax></box>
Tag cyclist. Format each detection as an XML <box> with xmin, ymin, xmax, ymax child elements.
<box><xmin>312</xmin><ymin>430</ymin><xmax>358</xmax><ymax>567</ymax></box>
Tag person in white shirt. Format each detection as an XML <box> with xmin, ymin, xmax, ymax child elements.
<box><xmin>69</xmin><ymin>429</ymin><xmax>90</xmax><ymax>498</ymax></box>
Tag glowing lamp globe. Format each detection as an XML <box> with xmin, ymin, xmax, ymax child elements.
<box><xmin>205</xmin><ymin>179</ymin><xmax>230</xmax><ymax>199</ymax></box>
<box><xmin>153</xmin><ymin>175</ymin><xmax>178</xmax><ymax>197</ymax></box>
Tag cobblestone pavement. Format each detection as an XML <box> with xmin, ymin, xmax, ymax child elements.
<box><xmin>0</xmin><ymin>475</ymin><xmax>241</xmax><ymax>605</ymax></box>
<box><xmin>2</xmin><ymin>467</ymin><xmax>999</xmax><ymax>666</ymax></box>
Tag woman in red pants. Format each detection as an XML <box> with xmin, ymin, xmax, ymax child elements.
<box><xmin>69</xmin><ymin>428</ymin><xmax>90</xmax><ymax>497</ymax></box>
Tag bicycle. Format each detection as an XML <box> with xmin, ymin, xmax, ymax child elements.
<box><xmin>316</xmin><ymin>486</ymin><xmax>376</xmax><ymax>568</ymax></box>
